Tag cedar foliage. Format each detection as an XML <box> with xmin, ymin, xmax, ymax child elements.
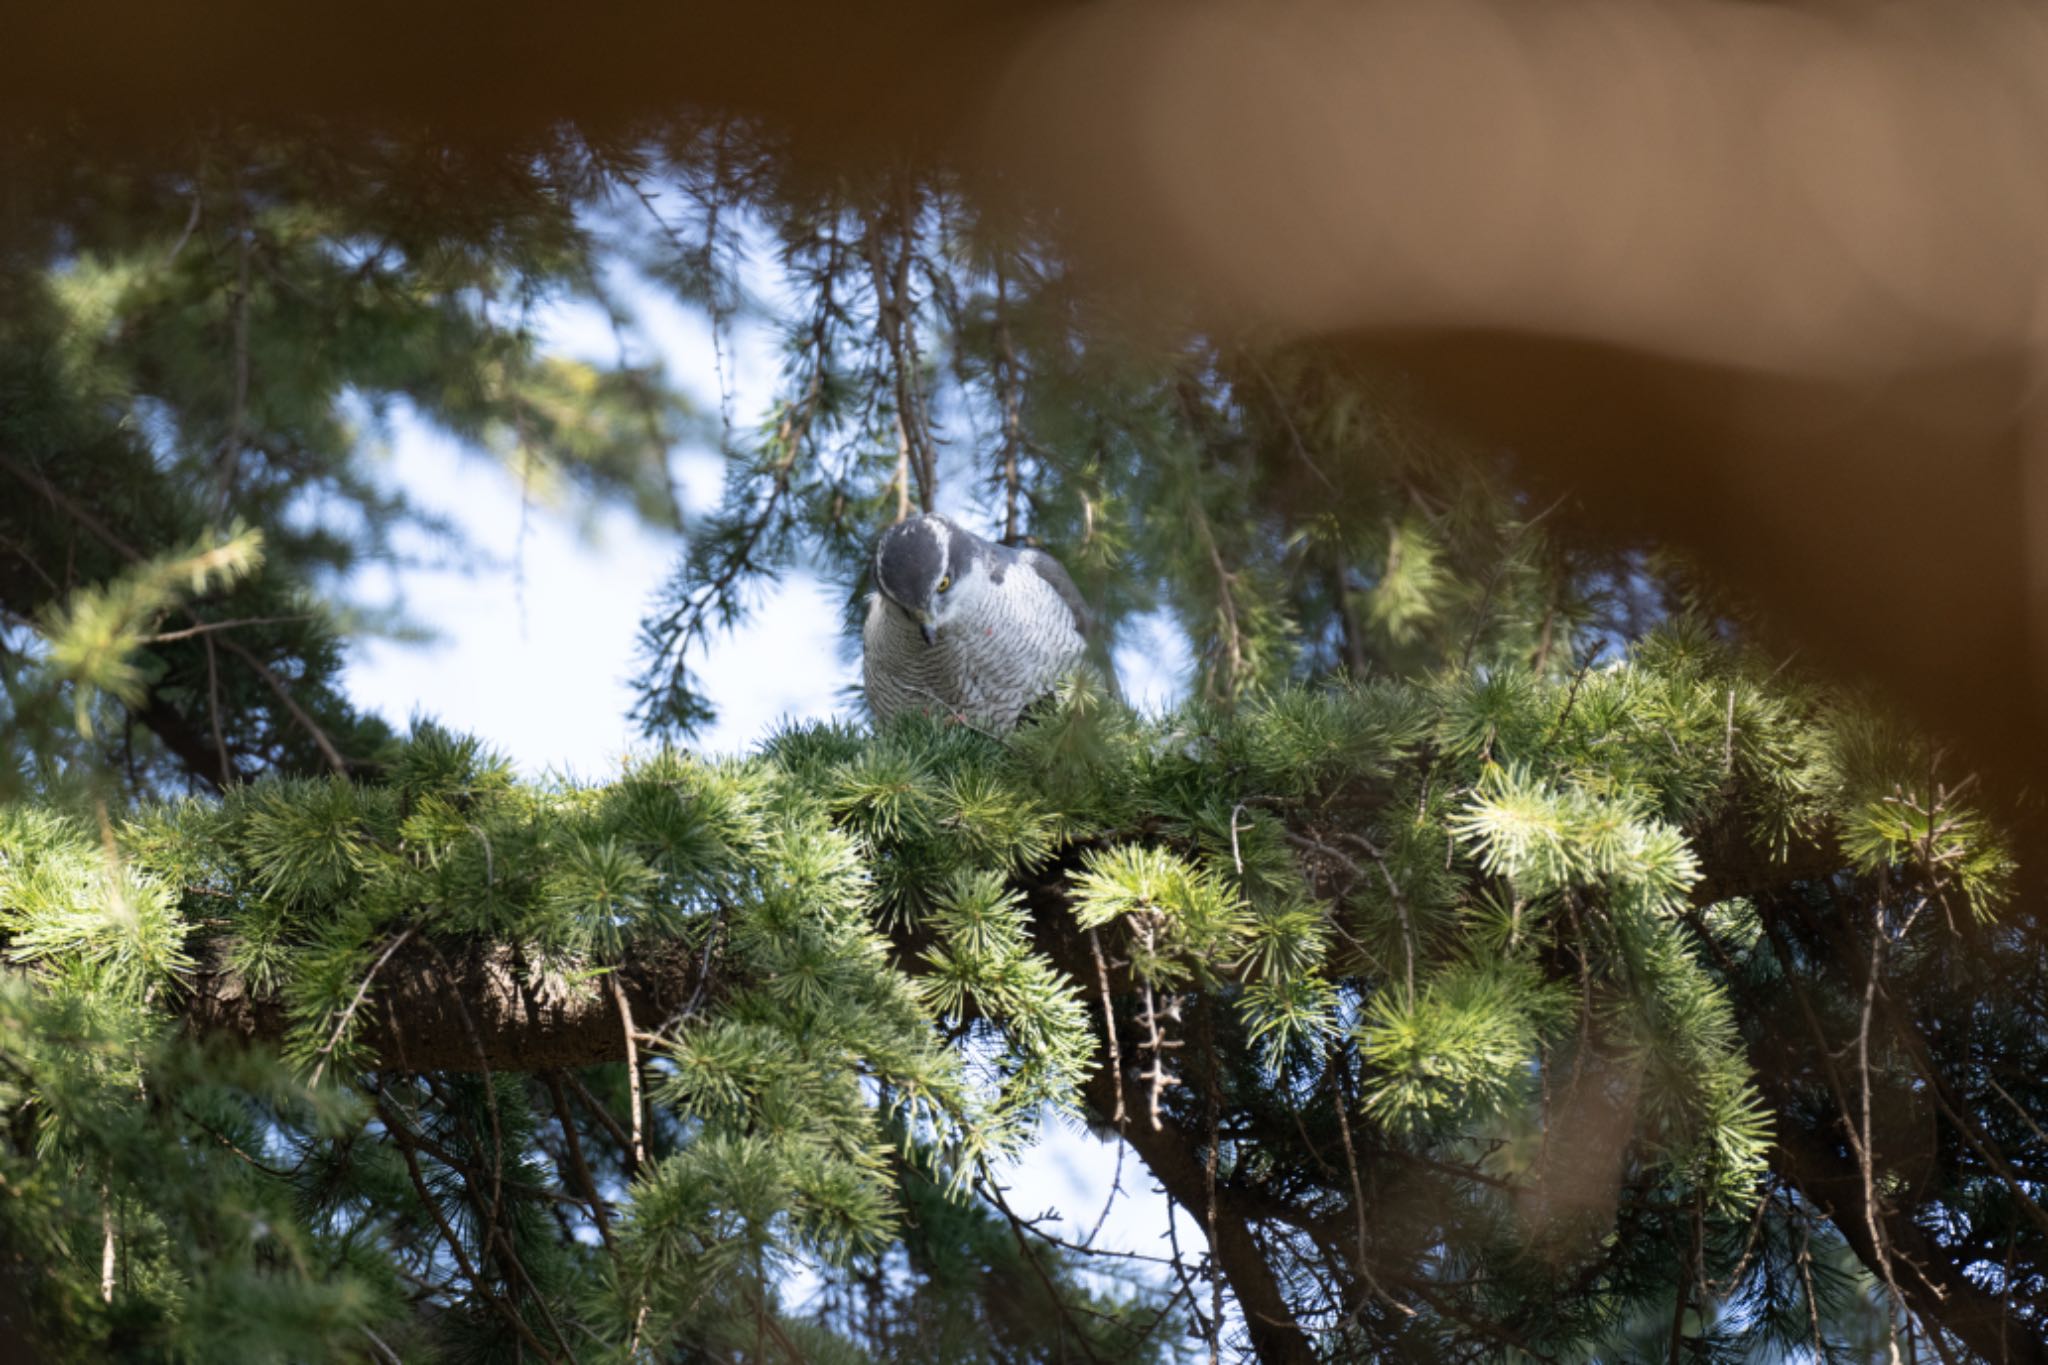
<box><xmin>0</xmin><ymin>120</ymin><xmax>2043</xmax><ymax>1364</ymax></box>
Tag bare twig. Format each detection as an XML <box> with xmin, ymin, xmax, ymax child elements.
<box><xmin>1544</xmin><ymin>648</ymin><xmax>1599</xmax><ymax>745</ymax></box>
<box><xmin>0</xmin><ymin>452</ymin><xmax>144</xmax><ymax>560</ymax></box>
<box><xmin>1203</xmin><ymin>1013</ymin><xmax>1223</xmax><ymax>1365</ymax></box>
<box><xmin>627</xmin><ymin>1302</ymin><xmax>652</xmax><ymax>1363</ymax></box>
<box><xmin>1398</xmin><ymin>1275</ymin><xmax>1561</xmax><ymax>1364</ymax></box>
<box><xmin>658</xmin><ymin>906</ymin><xmax>725</xmax><ymax>1035</ymax></box>
<box><xmin>491</xmin><ymin>1219</ymin><xmax>585</xmax><ymax>1365</ymax></box>
<box><xmin>164</xmin><ymin>183</ymin><xmax>203</xmax><ymax>266</ymax></box>
<box><xmin>864</xmin><ymin>192</ymin><xmax>938</xmax><ymax>515</ymax></box>
<box><xmin>1009</xmin><ymin>1208</ymin><xmax>1185</xmax><ymax>1268</ymax></box>
<box><xmin>1722</xmin><ymin>686</ymin><xmax>1738</xmax><ymax>776</ymax></box>
<box><xmin>1243</xmin><ymin>351</ymin><xmax>1338</xmax><ymax>494</ymax></box>
<box><xmin>150</xmin><ymin>613</ymin><xmax>315</xmax><ymax>643</ymax></box>
<box><xmin>892</xmin><ymin>413</ymin><xmax>912</xmax><ymax>524</ymax></box>
<box><xmin>995</xmin><ymin>262</ymin><xmax>1026</xmax><ymax>544</ymax></box>
<box><xmin>1088</xmin><ymin>926</ymin><xmax>1128</xmax><ymax>1132</ymax></box>
<box><xmin>1713</xmin><ymin>1181</ymin><xmax>1775</xmax><ymax>1295</ymax></box>
<box><xmin>375</xmin><ymin>1087</ymin><xmax>558</xmax><ymax>1363</ymax></box>
<box><xmin>1163</xmin><ymin>1187</ymin><xmax>1213</xmax><ymax>1348</ymax></box>
<box><xmin>420</xmin><ymin>939</ymin><xmax>509</xmax><ymax>1274</ymax></box>
<box><xmin>1531</xmin><ymin>594</ymin><xmax>1558</xmax><ymax>675</ymax></box>
<box><xmin>214</xmin><ymin>196</ymin><xmax>253</xmax><ymax>517</ymax></box>
<box><xmin>1333</xmin><ymin>562</ymin><xmax>1370</xmax><ymax>677</ymax></box>
<box><xmin>746</xmin><ymin>1284</ymin><xmax>807</xmax><ymax>1364</ymax></box>
<box><xmin>608</xmin><ymin>973</ymin><xmax>647</xmax><ymax>1174</ymax></box>
<box><xmin>977</xmin><ymin>1163</ymin><xmax>1111</xmax><ymax>1365</ymax></box>
<box><xmin>1188</xmin><ymin>501</ymin><xmax>1246</xmax><ymax>703</ymax></box>
<box><xmin>1083</xmin><ymin>1139</ymin><xmax>1127</xmax><ymax>1250</ymax></box>
<box><xmin>180</xmin><ymin>1101</ymin><xmax>303</xmax><ymax>1180</ymax></box>
<box><xmin>1667</xmin><ymin>1204</ymin><xmax>1696</xmax><ymax>1365</ymax></box>
<box><xmin>1335</xmin><ymin>831</ymin><xmax>1417</xmax><ymax>1008</ymax></box>
<box><xmin>544</xmin><ymin>1074</ymin><xmax>616</xmax><ymax>1252</ymax></box>
<box><xmin>359</xmin><ymin>1326</ymin><xmax>402</xmax><ymax>1365</ymax></box>
<box><xmin>1854</xmin><ymin>894</ymin><xmax>1909</xmax><ymax>1350</ymax></box>
<box><xmin>1327</xmin><ymin>1040</ymin><xmax>1411</xmax><ymax>1318</ymax></box>
<box><xmin>308</xmin><ymin>927</ymin><xmax>415</xmax><ymax>1086</ymax></box>
<box><xmin>1132</xmin><ymin>916</ymin><xmax>1183</xmax><ymax>1132</ymax></box>
<box><xmin>1985</xmin><ymin>1074</ymin><xmax>2048</xmax><ymax>1152</ymax></box>
<box><xmin>202</xmin><ymin>634</ymin><xmax>233</xmax><ymax>785</ymax></box>
<box><xmin>564</xmin><ymin>1072</ymin><xmax>636</xmax><ymax>1157</ymax></box>
<box><xmin>1796</xmin><ymin>1210</ymin><xmax>1825</xmax><ymax>1361</ymax></box>
<box><xmin>618</xmin><ymin>158</ymin><xmax>736</xmax><ymax>445</ymax></box>
<box><xmin>1286</xmin><ymin>828</ymin><xmax>1417</xmax><ymax>1007</ymax></box>
<box><xmin>215</xmin><ymin>635</ymin><xmax>348</xmax><ymax>774</ymax></box>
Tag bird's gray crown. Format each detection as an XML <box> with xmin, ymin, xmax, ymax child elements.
<box><xmin>873</xmin><ymin>514</ymin><xmax>971</xmax><ymax>608</ymax></box>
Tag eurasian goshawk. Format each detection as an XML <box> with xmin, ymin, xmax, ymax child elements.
<box><xmin>862</xmin><ymin>514</ymin><xmax>1094</xmax><ymax>731</ymax></box>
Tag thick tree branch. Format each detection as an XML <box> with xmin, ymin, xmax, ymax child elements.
<box><xmin>1073</xmin><ymin>1054</ymin><xmax>1319</xmax><ymax>1364</ymax></box>
<box><xmin>1733</xmin><ymin>898</ymin><xmax>2048</xmax><ymax>1365</ymax></box>
<box><xmin>183</xmin><ymin>937</ymin><xmax>697</xmax><ymax>1073</ymax></box>
<box><xmin>1014</xmin><ymin>856</ymin><xmax>1322</xmax><ymax>1365</ymax></box>
<box><xmin>1771</xmin><ymin>1115</ymin><xmax>2041</xmax><ymax>1365</ymax></box>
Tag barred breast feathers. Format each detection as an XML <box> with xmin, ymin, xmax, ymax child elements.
<box><xmin>863</xmin><ymin>533</ymin><xmax>1091</xmax><ymax>731</ymax></box>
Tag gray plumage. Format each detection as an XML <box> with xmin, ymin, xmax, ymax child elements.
<box><xmin>863</xmin><ymin>514</ymin><xmax>1092</xmax><ymax>731</ymax></box>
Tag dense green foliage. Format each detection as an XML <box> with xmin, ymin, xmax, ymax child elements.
<box><xmin>4</xmin><ymin>116</ymin><xmax>2048</xmax><ymax>1365</ymax></box>
<box><xmin>3</xmin><ymin>627</ymin><xmax>2028</xmax><ymax>1360</ymax></box>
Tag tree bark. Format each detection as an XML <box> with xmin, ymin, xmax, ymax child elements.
<box><xmin>1772</xmin><ymin>1117</ymin><xmax>2045</xmax><ymax>1365</ymax></box>
<box><xmin>1014</xmin><ymin>855</ymin><xmax>1323</xmax><ymax>1364</ymax></box>
<box><xmin>1075</xmin><ymin>1057</ymin><xmax>1321</xmax><ymax>1364</ymax></box>
<box><xmin>182</xmin><ymin>936</ymin><xmax>698</xmax><ymax>1073</ymax></box>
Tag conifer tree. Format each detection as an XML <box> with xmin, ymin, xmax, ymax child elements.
<box><xmin>2</xmin><ymin>117</ymin><xmax>2045</xmax><ymax>1365</ymax></box>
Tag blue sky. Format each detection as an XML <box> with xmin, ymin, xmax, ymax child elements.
<box><xmin>342</xmin><ymin>429</ymin><xmax>850</xmax><ymax>768</ymax></box>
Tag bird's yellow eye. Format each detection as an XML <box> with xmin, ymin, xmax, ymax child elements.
<box><xmin>937</xmin><ymin>576</ymin><xmax>952</xmax><ymax>593</ymax></box>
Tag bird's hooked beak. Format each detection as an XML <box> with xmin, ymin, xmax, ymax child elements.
<box><xmin>919</xmin><ymin>620</ymin><xmax>938</xmax><ymax>647</ymax></box>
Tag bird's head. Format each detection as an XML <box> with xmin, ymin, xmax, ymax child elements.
<box><xmin>872</xmin><ymin>514</ymin><xmax>982</xmax><ymax>645</ymax></box>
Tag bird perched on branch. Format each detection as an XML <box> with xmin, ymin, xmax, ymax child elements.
<box><xmin>863</xmin><ymin>513</ymin><xmax>1095</xmax><ymax>732</ymax></box>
